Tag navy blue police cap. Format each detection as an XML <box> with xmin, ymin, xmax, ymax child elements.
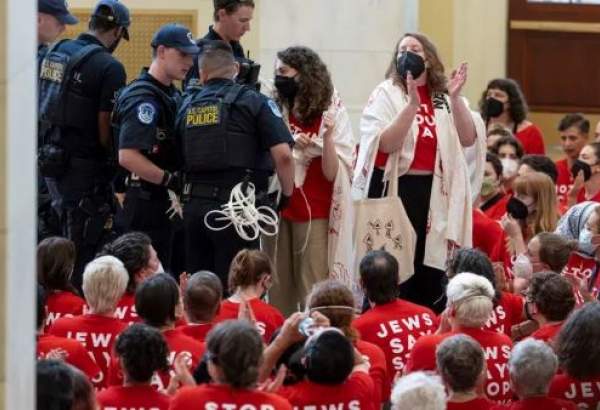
<box><xmin>39</xmin><ymin>0</ymin><xmax>79</xmax><ymax>25</ymax></box>
<box><xmin>151</xmin><ymin>24</ymin><xmax>201</xmax><ymax>55</ymax></box>
<box><xmin>92</xmin><ymin>0</ymin><xmax>131</xmax><ymax>40</ymax></box>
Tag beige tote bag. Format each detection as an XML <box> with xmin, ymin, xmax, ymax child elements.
<box><xmin>353</xmin><ymin>152</ymin><xmax>417</xmax><ymax>284</ymax></box>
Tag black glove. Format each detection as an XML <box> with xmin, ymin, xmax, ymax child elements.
<box><xmin>161</xmin><ymin>170</ymin><xmax>183</xmax><ymax>193</ymax></box>
<box><xmin>277</xmin><ymin>193</ymin><xmax>292</xmax><ymax>212</ymax></box>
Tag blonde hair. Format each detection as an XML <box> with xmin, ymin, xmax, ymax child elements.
<box><xmin>446</xmin><ymin>272</ymin><xmax>494</xmax><ymax>328</ymax></box>
<box><xmin>82</xmin><ymin>255</ymin><xmax>128</xmax><ymax>314</ymax></box>
<box><xmin>514</xmin><ymin>172</ymin><xmax>558</xmax><ymax>235</ymax></box>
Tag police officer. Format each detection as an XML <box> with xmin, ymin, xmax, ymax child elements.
<box><xmin>114</xmin><ymin>24</ymin><xmax>200</xmax><ymax>274</ymax></box>
<box><xmin>38</xmin><ymin>0</ymin><xmax>130</xmax><ymax>289</ymax></box>
<box><xmin>177</xmin><ymin>40</ymin><xmax>294</xmax><ymax>288</ymax></box>
<box><xmin>184</xmin><ymin>0</ymin><xmax>258</xmax><ymax>89</ymax></box>
<box><xmin>37</xmin><ymin>0</ymin><xmax>79</xmax><ymax>241</ymax></box>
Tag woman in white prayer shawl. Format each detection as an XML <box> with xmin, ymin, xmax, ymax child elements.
<box><xmin>353</xmin><ymin>32</ymin><xmax>486</xmax><ymax>312</ymax></box>
<box><xmin>266</xmin><ymin>46</ymin><xmax>356</xmax><ymax>316</ymax></box>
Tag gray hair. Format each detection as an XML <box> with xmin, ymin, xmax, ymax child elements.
<box><xmin>436</xmin><ymin>334</ymin><xmax>485</xmax><ymax>393</ymax></box>
<box><xmin>509</xmin><ymin>338</ymin><xmax>558</xmax><ymax>398</ymax></box>
<box><xmin>446</xmin><ymin>272</ymin><xmax>494</xmax><ymax>327</ymax></box>
<box><xmin>82</xmin><ymin>255</ymin><xmax>128</xmax><ymax>314</ymax></box>
<box><xmin>391</xmin><ymin>372</ymin><xmax>446</xmax><ymax>410</ymax></box>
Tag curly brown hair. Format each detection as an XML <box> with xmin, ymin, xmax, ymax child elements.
<box><xmin>557</xmin><ymin>302</ymin><xmax>600</xmax><ymax>379</ymax></box>
<box><xmin>307</xmin><ymin>280</ymin><xmax>358</xmax><ymax>342</ymax></box>
<box><xmin>478</xmin><ymin>78</ymin><xmax>528</xmax><ymax>124</ymax></box>
<box><xmin>385</xmin><ymin>32</ymin><xmax>448</xmax><ymax>94</ymax></box>
<box><xmin>529</xmin><ymin>272</ymin><xmax>575</xmax><ymax>322</ymax></box>
<box><xmin>274</xmin><ymin>46</ymin><xmax>333</xmax><ymax>124</ymax></box>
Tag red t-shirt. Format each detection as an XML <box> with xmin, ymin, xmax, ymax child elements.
<box><xmin>175</xmin><ymin>323</ymin><xmax>213</xmax><ymax>342</ymax></box>
<box><xmin>44</xmin><ymin>290</ymin><xmax>85</xmax><ymax>331</ymax></box>
<box><xmin>473</xmin><ymin>209</ymin><xmax>507</xmax><ymax>263</ymax></box>
<box><xmin>531</xmin><ymin>323</ymin><xmax>563</xmax><ymax>344</ymax></box>
<box><xmin>114</xmin><ymin>292</ymin><xmax>140</xmax><ymax>324</ymax></box>
<box><xmin>96</xmin><ymin>385</ymin><xmax>170</xmax><ymax>410</ymax></box>
<box><xmin>406</xmin><ymin>327</ymin><xmax>513</xmax><ymax>403</ymax></box>
<box><xmin>485</xmin><ymin>292</ymin><xmax>524</xmax><ymax>337</ymax></box>
<box><xmin>108</xmin><ymin>328</ymin><xmax>205</xmax><ymax>391</ymax></box>
<box><xmin>214</xmin><ymin>298</ymin><xmax>284</xmax><ymax>343</ymax></box>
<box><xmin>577</xmin><ymin>187</ymin><xmax>600</xmax><ymax>204</ymax></box>
<box><xmin>549</xmin><ymin>373</ymin><xmax>600</xmax><ymax>409</ymax></box>
<box><xmin>37</xmin><ymin>334</ymin><xmax>101</xmax><ymax>380</ymax></box>
<box><xmin>278</xmin><ymin>371</ymin><xmax>375</xmax><ymax>410</ymax></box>
<box><xmin>355</xmin><ymin>339</ymin><xmax>390</xmax><ymax>404</ymax></box>
<box><xmin>555</xmin><ymin>159</ymin><xmax>573</xmax><ymax>213</ymax></box>
<box><xmin>282</xmin><ymin>114</ymin><xmax>333</xmax><ymax>222</ymax></box>
<box><xmin>492</xmin><ymin>396</ymin><xmax>576</xmax><ymax>410</ymax></box>
<box><xmin>170</xmin><ymin>384</ymin><xmax>292</xmax><ymax>410</ymax></box>
<box><xmin>353</xmin><ymin>299</ymin><xmax>439</xmax><ymax>379</ymax></box>
<box><xmin>448</xmin><ymin>397</ymin><xmax>495</xmax><ymax>410</ymax></box>
<box><xmin>374</xmin><ymin>85</ymin><xmax>437</xmax><ymax>171</ymax></box>
<box><xmin>48</xmin><ymin>313</ymin><xmax>127</xmax><ymax>388</ymax></box>
<box><xmin>482</xmin><ymin>194</ymin><xmax>511</xmax><ymax>221</ymax></box>
<box><xmin>516</xmin><ymin>124</ymin><xmax>545</xmax><ymax>155</ymax></box>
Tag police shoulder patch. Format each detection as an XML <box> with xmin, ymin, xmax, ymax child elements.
<box><xmin>267</xmin><ymin>99</ymin><xmax>283</xmax><ymax>118</ymax></box>
<box><xmin>137</xmin><ymin>102</ymin><xmax>156</xmax><ymax>125</ymax></box>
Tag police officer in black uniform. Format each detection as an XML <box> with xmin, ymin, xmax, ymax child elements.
<box><xmin>114</xmin><ymin>24</ymin><xmax>200</xmax><ymax>274</ymax></box>
<box><xmin>177</xmin><ymin>40</ymin><xmax>295</xmax><ymax>288</ymax></box>
<box><xmin>38</xmin><ymin>0</ymin><xmax>130</xmax><ymax>289</ymax></box>
<box><xmin>184</xmin><ymin>0</ymin><xmax>259</xmax><ymax>90</ymax></box>
<box><xmin>37</xmin><ymin>0</ymin><xmax>78</xmax><ymax>241</ymax></box>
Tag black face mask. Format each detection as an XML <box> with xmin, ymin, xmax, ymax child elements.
<box><xmin>484</xmin><ymin>97</ymin><xmax>504</xmax><ymax>118</ymax></box>
<box><xmin>571</xmin><ymin>159</ymin><xmax>593</xmax><ymax>181</ymax></box>
<box><xmin>274</xmin><ymin>75</ymin><xmax>299</xmax><ymax>102</ymax></box>
<box><xmin>507</xmin><ymin>197</ymin><xmax>529</xmax><ymax>220</ymax></box>
<box><xmin>396</xmin><ymin>51</ymin><xmax>426</xmax><ymax>80</ymax></box>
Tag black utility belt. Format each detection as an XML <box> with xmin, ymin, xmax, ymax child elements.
<box><xmin>185</xmin><ymin>183</ymin><xmax>269</xmax><ymax>202</ymax></box>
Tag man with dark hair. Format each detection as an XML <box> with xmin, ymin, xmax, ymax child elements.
<box><xmin>353</xmin><ymin>250</ymin><xmax>439</xmax><ymax>380</ymax></box>
<box><xmin>555</xmin><ymin>113</ymin><xmax>590</xmax><ymax>210</ymax></box>
<box><xmin>518</xmin><ymin>155</ymin><xmax>558</xmax><ymax>183</ymax></box>
<box><xmin>184</xmin><ymin>0</ymin><xmax>256</xmax><ymax>89</ymax></box>
<box><xmin>177</xmin><ymin>270</ymin><xmax>223</xmax><ymax>341</ymax></box>
<box><xmin>176</xmin><ymin>40</ymin><xmax>294</xmax><ymax>288</ymax></box>
<box><xmin>39</xmin><ymin>0</ymin><xmax>130</xmax><ymax>290</ymax></box>
<box><xmin>114</xmin><ymin>24</ymin><xmax>200</xmax><ymax>274</ymax></box>
<box><xmin>37</xmin><ymin>360</ymin><xmax>75</xmax><ymax>410</ymax></box>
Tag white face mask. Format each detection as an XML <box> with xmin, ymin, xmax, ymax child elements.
<box><xmin>513</xmin><ymin>253</ymin><xmax>533</xmax><ymax>280</ymax></box>
<box><xmin>501</xmin><ymin>158</ymin><xmax>519</xmax><ymax>179</ymax></box>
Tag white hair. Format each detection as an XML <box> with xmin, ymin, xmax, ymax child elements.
<box><xmin>446</xmin><ymin>272</ymin><xmax>494</xmax><ymax>327</ymax></box>
<box><xmin>391</xmin><ymin>372</ymin><xmax>446</xmax><ymax>410</ymax></box>
<box><xmin>82</xmin><ymin>255</ymin><xmax>128</xmax><ymax>314</ymax></box>
<box><xmin>509</xmin><ymin>338</ymin><xmax>558</xmax><ymax>398</ymax></box>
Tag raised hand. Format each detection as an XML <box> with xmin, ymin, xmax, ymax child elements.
<box><xmin>448</xmin><ymin>62</ymin><xmax>468</xmax><ymax>99</ymax></box>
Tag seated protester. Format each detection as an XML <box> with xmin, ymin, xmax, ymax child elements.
<box><xmin>550</xmin><ymin>302</ymin><xmax>600</xmax><ymax>408</ymax></box>
<box><xmin>71</xmin><ymin>366</ymin><xmax>97</xmax><ymax>410</ymax></box>
<box><xmin>473</xmin><ymin>203</ymin><xmax>508</xmax><ymax>264</ymax></box>
<box><xmin>99</xmin><ymin>232</ymin><xmax>161</xmax><ymax>323</ymax></box>
<box><xmin>447</xmin><ymin>249</ymin><xmax>523</xmax><ymax>337</ymax></box>
<box><xmin>486</xmin><ymin>124</ymin><xmax>513</xmax><ymax>151</ymax></box>
<box><xmin>568</xmin><ymin>142</ymin><xmax>600</xmax><ymax>206</ymax></box>
<box><xmin>517</xmin><ymin>155</ymin><xmax>558</xmax><ymax>184</ymax></box>
<box><xmin>37</xmin><ymin>285</ymin><xmax>100</xmax><ymax>380</ymax></box>
<box><xmin>503</xmin><ymin>338</ymin><xmax>576</xmax><ymax>410</ymax></box>
<box><xmin>269</xmin><ymin>328</ymin><xmax>306</xmax><ymax>386</ymax></box>
<box><xmin>480</xmin><ymin>153</ymin><xmax>511</xmax><ymax>221</ymax></box>
<box><xmin>277</xmin><ymin>328</ymin><xmax>375</xmax><ymax>410</ymax></box>
<box><xmin>178</xmin><ymin>270</ymin><xmax>223</xmax><ymax>341</ymax></box>
<box><xmin>49</xmin><ymin>256</ymin><xmax>128</xmax><ymax>389</ymax></box>
<box><xmin>406</xmin><ymin>273</ymin><xmax>513</xmax><ymax>403</ymax></box>
<box><xmin>353</xmin><ymin>251</ymin><xmax>438</xmax><ymax>380</ymax></box>
<box><xmin>37</xmin><ymin>359</ymin><xmax>74</xmax><ymax>410</ymax></box>
<box><xmin>436</xmin><ymin>335</ymin><xmax>494</xmax><ymax>410</ymax></box>
<box><xmin>109</xmin><ymin>273</ymin><xmax>204</xmax><ymax>390</ymax></box>
<box><xmin>307</xmin><ymin>279</ymin><xmax>390</xmax><ymax>405</ymax></box>
<box><xmin>527</xmin><ymin>272</ymin><xmax>575</xmax><ymax>345</ymax></box>
<box><xmin>37</xmin><ymin>237</ymin><xmax>84</xmax><ymax>331</ymax></box>
<box><xmin>490</xmin><ymin>135</ymin><xmax>524</xmax><ymax>194</ymax></box>
<box><xmin>170</xmin><ymin>321</ymin><xmax>293</xmax><ymax>410</ymax></box>
<box><xmin>390</xmin><ymin>372</ymin><xmax>446</xmax><ymax>410</ymax></box>
<box><xmin>97</xmin><ymin>324</ymin><xmax>170</xmax><ymax>410</ymax></box>
<box><xmin>214</xmin><ymin>249</ymin><xmax>284</xmax><ymax>343</ymax></box>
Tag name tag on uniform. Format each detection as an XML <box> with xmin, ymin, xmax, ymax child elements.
<box><xmin>186</xmin><ymin>105</ymin><xmax>221</xmax><ymax>127</ymax></box>
<box><xmin>40</xmin><ymin>59</ymin><xmax>66</xmax><ymax>83</ymax></box>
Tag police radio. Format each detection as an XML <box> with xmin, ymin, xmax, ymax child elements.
<box><xmin>236</xmin><ymin>51</ymin><xmax>261</xmax><ymax>90</ymax></box>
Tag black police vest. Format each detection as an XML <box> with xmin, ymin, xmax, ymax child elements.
<box><xmin>38</xmin><ymin>39</ymin><xmax>104</xmax><ymax>142</ymax></box>
<box><xmin>112</xmin><ymin>77</ymin><xmax>181</xmax><ymax>172</ymax></box>
<box><xmin>181</xmin><ymin>83</ymin><xmax>265</xmax><ymax>174</ymax></box>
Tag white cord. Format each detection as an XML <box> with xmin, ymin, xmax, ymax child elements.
<box><xmin>204</xmin><ymin>182</ymin><xmax>279</xmax><ymax>241</ymax></box>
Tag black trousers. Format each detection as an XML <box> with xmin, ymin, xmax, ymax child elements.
<box><xmin>183</xmin><ymin>197</ymin><xmax>260</xmax><ymax>292</ymax></box>
<box><xmin>369</xmin><ymin>169</ymin><xmax>447</xmax><ymax>313</ymax></box>
<box><xmin>115</xmin><ymin>188</ymin><xmax>174</xmax><ymax>274</ymax></box>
